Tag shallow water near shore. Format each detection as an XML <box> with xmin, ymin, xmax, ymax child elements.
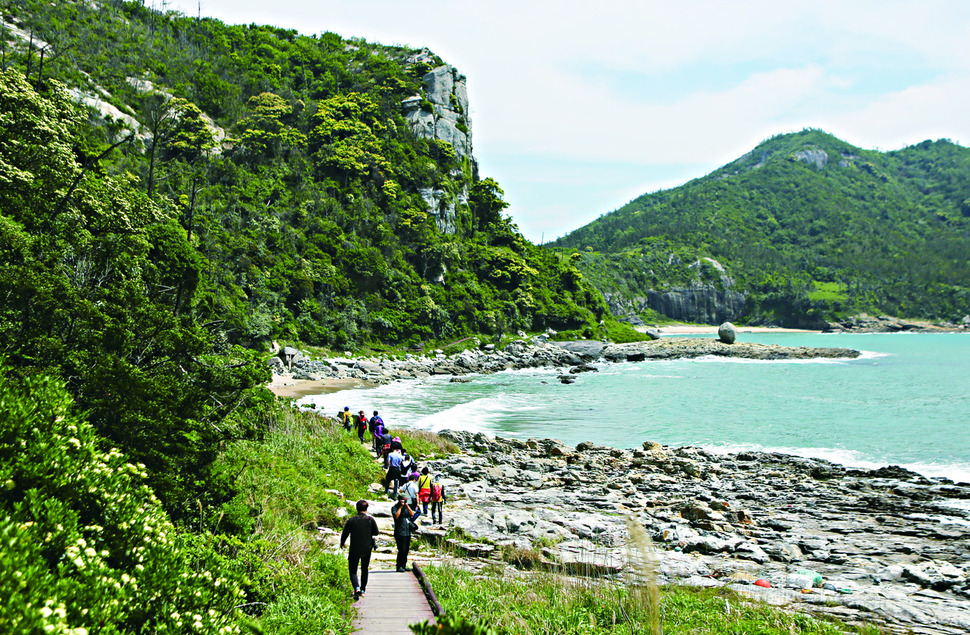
<box><xmin>299</xmin><ymin>333</ymin><xmax>970</xmax><ymax>482</ymax></box>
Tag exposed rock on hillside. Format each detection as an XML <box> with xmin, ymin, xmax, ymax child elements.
<box><xmin>402</xmin><ymin>55</ymin><xmax>473</xmax><ymax>234</ymax></box>
<box><xmin>606</xmin><ymin>285</ymin><xmax>747</xmax><ymax>326</ymax></box>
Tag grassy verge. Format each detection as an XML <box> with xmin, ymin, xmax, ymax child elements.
<box><xmin>395</xmin><ymin>427</ymin><xmax>460</xmax><ymax>460</ymax></box>
<box><xmin>421</xmin><ymin>564</ymin><xmax>882</xmax><ymax>634</ymax></box>
<box><xmin>213</xmin><ymin>404</ymin><xmax>386</xmax><ymax>632</ymax></box>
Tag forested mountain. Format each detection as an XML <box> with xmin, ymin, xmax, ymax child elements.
<box><xmin>2</xmin><ymin>0</ymin><xmax>610</xmax><ymax>350</ymax></box>
<box><xmin>552</xmin><ymin>130</ymin><xmax>970</xmax><ymax>327</ymax></box>
<box><xmin>0</xmin><ymin>3</ymin><xmax>634</xmax><ymax>630</ymax></box>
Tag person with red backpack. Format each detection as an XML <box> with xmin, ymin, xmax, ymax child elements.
<box><xmin>417</xmin><ymin>467</ymin><xmax>433</xmax><ymax>515</ymax></box>
<box><xmin>430</xmin><ymin>475</ymin><xmax>446</xmax><ymax>525</ymax></box>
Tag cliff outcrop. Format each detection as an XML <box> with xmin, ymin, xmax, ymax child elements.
<box><xmin>607</xmin><ymin>285</ymin><xmax>746</xmax><ymax>325</ymax></box>
<box><xmin>402</xmin><ymin>50</ymin><xmax>474</xmax><ymax>234</ymax></box>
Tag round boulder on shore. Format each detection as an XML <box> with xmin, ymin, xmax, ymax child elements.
<box><xmin>718</xmin><ymin>322</ymin><xmax>738</xmax><ymax>344</ymax></box>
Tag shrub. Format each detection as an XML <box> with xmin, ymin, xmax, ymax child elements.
<box><xmin>0</xmin><ymin>368</ymin><xmax>244</xmax><ymax>634</ymax></box>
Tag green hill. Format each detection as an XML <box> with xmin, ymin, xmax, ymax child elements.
<box><xmin>0</xmin><ymin>0</ymin><xmax>643</xmax><ymax>534</ymax></box>
<box><xmin>2</xmin><ymin>0</ymin><xmax>611</xmax><ymax>352</ymax></box>
<box><xmin>551</xmin><ymin>129</ymin><xmax>970</xmax><ymax>327</ymax></box>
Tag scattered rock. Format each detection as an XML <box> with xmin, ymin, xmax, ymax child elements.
<box><xmin>421</xmin><ymin>431</ymin><xmax>970</xmax><ymax>633</ymax></box>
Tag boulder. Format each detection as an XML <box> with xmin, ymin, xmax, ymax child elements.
<box><xmin>718</xmin><ymin>322</ymin><xmax>738</xmax><ymax>344</ymax></box>
<box><xmin>554</xmin><ymin>540</ymin><xmax>626</xmax><ymax>576</ymax></box>
<box><xmin>551</xmin><ymin>340</ymin><xmax>607</xmax><ymax>361</ymax></box>
<box><xmin>280</xmin><ymin>346</ymin><xmax>303</xmax><ymax>368</ymax></box>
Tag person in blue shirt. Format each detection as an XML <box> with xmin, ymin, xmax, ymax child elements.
<box><xmin>385</xmin><ymin>448</ymin><xmax>404</xmax><ymax>499</ymax></box>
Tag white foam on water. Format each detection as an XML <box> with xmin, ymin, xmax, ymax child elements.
<box><xmin>700</xmin><ymin>442</ymin><xmax>970</xmax><ymax>484</ymax></box>
<box><xmin>856</xmin><ymin>349</ymin><xmax>893</xmax><ymax>360</ymax></box>
<box><xmin>410</xmin><ymin>395</ymin><xmax>517</xmax><ymax>434</ymax></box>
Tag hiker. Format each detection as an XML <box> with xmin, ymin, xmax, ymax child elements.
<box><xmin>372</xmin><ymin>415</ymin><xmax>386</xmax><ymax>454</ymax></box>
<box><xmin>401</xmin><ymin>473</ymin><xmax>423</xmax><ymax>524</ymax></box>
<box><xmin>430</xmin><ymin>475</ymin><xmax>446</xmax><ymax>525</ymax></box>
<box><xmin>368</xmin><ymin>410</ymin><xmax>383</xmax><ymax>445</ymax></box>
<box><xmin>340</xmin><ymin>499</ymin><xmax>379</xmax><ymax>601</ymax></box>
<box><xmin>399</xmin><ymin>453</ymin><xmax>414</xmax><ymax>487</ymax></box>
<box><xmin>391</xmin><ymin>495</ymin><xmax>416</xmax><ymax>572</ymax></box>
<box><xmin>355</xmin><ymin>411</ymin><xmax>367</xmax><ymax>443</ymax></box>
<box><xmin>380</xmin><ymin>430</ymin><xmax>393</xmax><ymax>468</ymax></box>
<box><xmin>417</xmin><ymin>467</ymin><xmax>433</xmax><ymax>515</ymax></box>
<box><xmin>340</xmin><ymin>406</ymin><xmax>353</xmax><ymax>431</ymax></box>
<box><xmin>385</xmin><ymin>447</ymin><xmax>404</xmax><ymax>499</ymax></box>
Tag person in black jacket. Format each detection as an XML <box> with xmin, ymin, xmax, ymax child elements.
<box><xmin>340</xmin><ymin>499</ymin><xmax>379</xmax><ymax>600</ymax></box>
<box><xmin>391</xmin><ymin>495</ymin><xmax>417</xmax><ymax>572</ymax></box>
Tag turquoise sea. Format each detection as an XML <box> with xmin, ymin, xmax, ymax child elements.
<box><xmin>298</xmin><ymin>333</ymin><xmax>970</xmax><ymax>483</ymax></box>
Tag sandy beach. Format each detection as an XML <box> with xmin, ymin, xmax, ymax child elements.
<box><xmin>268</xmin><ymin>374</ymin><xmax>375</xmax><ymax>398</ymax></box>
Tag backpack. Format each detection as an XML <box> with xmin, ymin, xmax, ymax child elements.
<box><xmin>431</xmin><ymin>483</ymin><xmax>443</xmax><ymax>502</ymax></box>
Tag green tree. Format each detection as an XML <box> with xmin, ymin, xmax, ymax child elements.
<box><xmin>0</xmin><ymin>71</ymin><xmax>268</xmax><ymax>522</ymax></box>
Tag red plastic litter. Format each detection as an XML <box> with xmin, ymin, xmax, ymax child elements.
<box><xmin>754</xmin><ymin>579</ymin><xmax>771</xmax><ymax>588</ymax></box>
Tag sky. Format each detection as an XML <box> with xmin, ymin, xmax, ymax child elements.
<box><xmin>164</xmin><ymin>0</ymin><xmax>970</xmax><ymax>243</ymax></box>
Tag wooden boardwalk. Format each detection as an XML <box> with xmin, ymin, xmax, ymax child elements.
<box><xmin>351</xmin><ymin>570</ymin><xmax>436</xmax><ymax>634</ymax></box>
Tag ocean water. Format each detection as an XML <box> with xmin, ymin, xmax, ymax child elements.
<box><xmin>298</xmin><ymin>333</ymin><xmax>970</xmax><ymax>483</ymax></box>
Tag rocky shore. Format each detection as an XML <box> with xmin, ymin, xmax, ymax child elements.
<box><xmin>270</xmin><ymin>335</ymin><xmax>860</xmax><ymax>388</ymax></box>
<box><xmin>824</xmin><ymin>314</ymin><xmax>970</xmax><ymax>334</ymax></box>
<box><xmin>412</xmin><ymin>432</ymin><xmax>970</xmax><ymax>634</ymax></box>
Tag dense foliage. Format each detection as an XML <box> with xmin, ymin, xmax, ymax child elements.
<box><xmin>0</xmin><ymin>1</ymin><xmax>627</xmax><ymax>631</ymax></box>
<box><xmin>3</xmin><ymin>0</ymin><xmax>610</xmax><ymax>350</ymax></box>
<box><xmin>552</xmin><ymin>130</ymin><xmax>970</xmax><ymax>326</ymax></box>
<box><xmin>0</xmin><ymin>368</ymin><xmax>244</xmax><ymax>634</ymax></box>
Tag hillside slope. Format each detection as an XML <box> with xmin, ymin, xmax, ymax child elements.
<box><xmin>552</xmin><ymin>130</ymin><xmax>970</xmax><ymax>327</ymax></box>
<box><xmin>2</xmin><ymin>0</ymin><xmax>611</xmax><ymax>352</ymax></box>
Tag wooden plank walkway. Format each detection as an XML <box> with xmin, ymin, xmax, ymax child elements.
<box><xmin>351</xmin><ymin>570</ymin><xmax>436</xmax><ymax>634</ymax></box>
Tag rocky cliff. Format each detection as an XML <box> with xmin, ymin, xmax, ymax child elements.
<box><xmin>607</xmin><ymin>285</ymin><xmax>747</xmax><ymax>325</ymax></box>
<box><xmin>402</xmin><ymin>49</ymin><xmax>475</xmax><ymax>234</ymax></box>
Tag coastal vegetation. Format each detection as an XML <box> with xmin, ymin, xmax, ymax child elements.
<box><xmin>421</xmin><ymin>565</ymin><xmax>880</xmax><ymax>634</ymax></box>
<box><xmin>552</xmin><ymin>130</ymin><xmax>970</xmax><ymax>327</ymax></box>
<box><xmin>0</xmin><ymin>1</ymin><xmax>958</xmax><ymax>633</ymax></box>
<box><xmin>0</xmin><ymin>2</ymin><xmax>632</xmax><ymax>629</ymax></box>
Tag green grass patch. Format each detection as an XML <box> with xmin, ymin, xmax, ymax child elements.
<box><xmin>393</xmin><ymin>428</ymin><xmax>460</xmax><ymax>460</ymax></box>
<box><xmin>219</xmin><ymin>405</ymin><xmax>383</xmax><ymax>536</ymax></box>
<box><xmin>422</xmin><ymin>564</ymin><xmax>881</xmax><ymax>634</ymax></box>
<box><xmin>809</xmin><ymin>281</ymin><xmax>849</xmax><ymax>302</ymax></box>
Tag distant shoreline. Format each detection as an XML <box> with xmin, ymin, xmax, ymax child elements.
<box><xmin>650</xmin><ymin>325</ymin><xmax>820</xmax><ymax>335</ymax></box>
<box><xmin>267</xmin><ymin>327</ymin><xmax>826</xmax><ymax>398</ymax></box>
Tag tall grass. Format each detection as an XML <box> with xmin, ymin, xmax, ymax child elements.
<box><xmin>423</xmin><ymin>517</ymin><xmax>878</xmax><ymax>634</ymax></box>
<box><xmin>214</xmin><ymin>404</ymin><xmax>386</xmax><ymax>632</ymax></box>
<box><xmin>394</xmin><ymin>427</ymin><xmax>459</xmax><ymax>459</ymax></box>
<box><xmin>222</xmin><ymin>405</ymin><xmax>384</xmax><ymax>538</ymax></box>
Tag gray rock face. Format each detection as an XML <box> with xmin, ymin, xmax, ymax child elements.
<box><xmin>718</xmin><ymin>322</ymin><xmax>738</xmax><ymax>344</ymax></box>
<box><xmin>793</xmin><ymin>148</ymin><xmax>829</xmax><ymax>169</ymax></box>
<box><xmin>647</xmin><ymin>286</ymin><xmax>747</xmax><ymax>325</ymax></box>
<box><xmin>402</xmin><ymin>65</ymin><xmax>471</xmax><ymax>160</ymax></box>
<box><xmin>401</xmin><ymin>63</ymin><xmax>473</xmax><ymax>235</ymax></box>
